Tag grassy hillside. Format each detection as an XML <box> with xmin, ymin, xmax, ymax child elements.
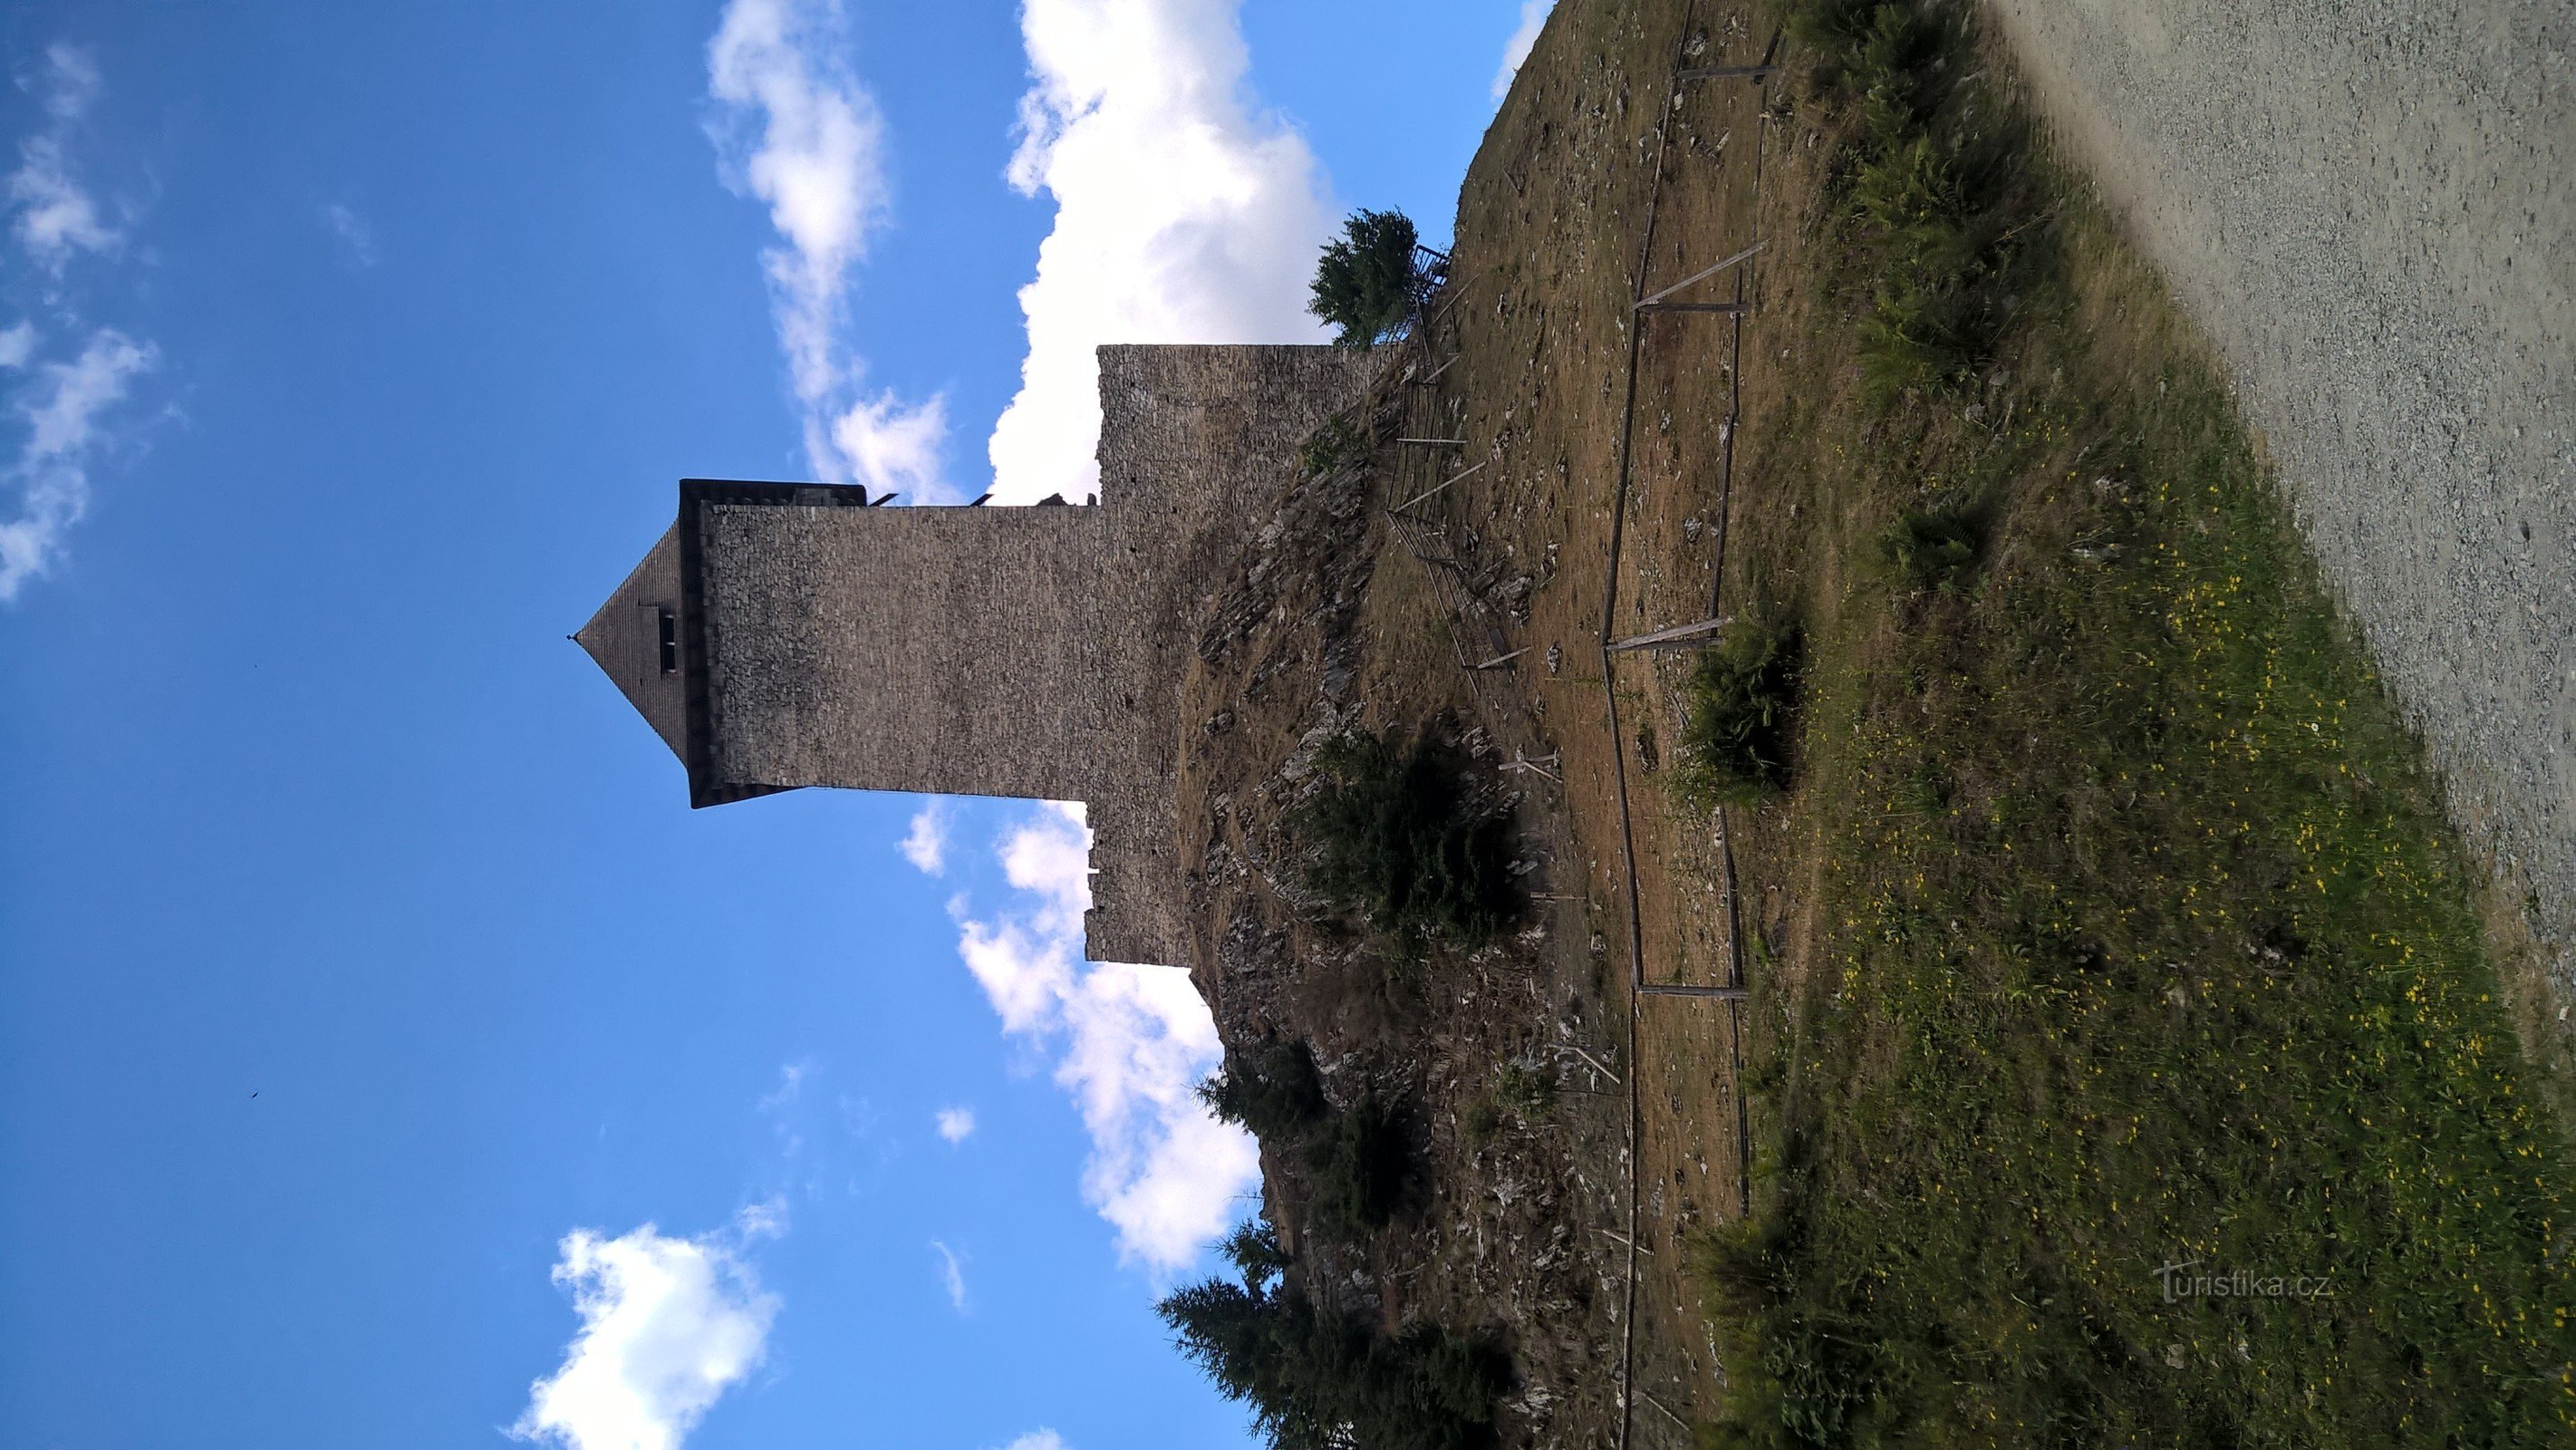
<box><xmin>1153</xmin><ymin>1</ymin><xmax>2576</xmax><ymax>1444</ymax></box>
<box><xmin>1693</xmin><ymin>2</ymin><xmax>2576</xmax><ymax>1443</ymax></box>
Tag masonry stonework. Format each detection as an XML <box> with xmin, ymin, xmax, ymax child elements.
<box><xmin>578</xmin><ymin>343</ymin><xmax>1373</xmax><ymax>966</ymax></box>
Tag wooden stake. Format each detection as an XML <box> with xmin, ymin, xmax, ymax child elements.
<box><xmin>1636</xmin><ymin>1389</ymin><xmax>1693</xmax><ymax>1433</ymax></box>
<box><xmin>1641</xmin><ymin>982</ymin><xmax>1751</xmax><ymax>1000</ymax></box>
<box><xmin>1390</xmin><ymin>461</ymin><xmax>1484</xmax><ymax>515</ymax></box>
<box><xmin>1635</xmin><ymin>300</ymin><xmax>1753</xmax><ymax>316</ymax></box>
<box><xmin>1636</xmin><ymin>241</ymin><xmax>1765</xmax><ymax>308</ymax></box>
<box><xmin>1607</xmin><ymin>614</ymin><xmax>1730</xmax><ymax>652</ymax></box>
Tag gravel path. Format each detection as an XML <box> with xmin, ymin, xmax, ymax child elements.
<box><xmin>1981</xmin><ymin>0</ymin><xmax>2576</xmax><ymax>983</ymax></box>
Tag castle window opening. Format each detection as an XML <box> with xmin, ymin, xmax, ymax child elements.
<box><xmin>656</xmin><ymin>608</ymin><xmax>678</xmax><ymax>674</ymax></box>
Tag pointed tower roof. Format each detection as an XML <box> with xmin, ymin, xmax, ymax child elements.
<box><xmin>575</xmin><ymin>524</ymin><xmax>689</xmax><ymax>762</ymax></box>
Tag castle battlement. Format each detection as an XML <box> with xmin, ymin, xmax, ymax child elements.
<box><xmin>579</xmin><ymin>343</ymin><xmax>1372</xmax><ymax>966</ymax></box>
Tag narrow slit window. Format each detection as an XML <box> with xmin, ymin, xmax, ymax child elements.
<box><xmin>657</xmin><ymin>608</ymin><xmax>679</xmax><ymax>674</ymax></box>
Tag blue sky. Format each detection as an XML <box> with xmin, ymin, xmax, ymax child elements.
<box><xmin>0</xmin><ymin>2</ymin><xmax>1549</xmax><ymax>1446</ymax></box>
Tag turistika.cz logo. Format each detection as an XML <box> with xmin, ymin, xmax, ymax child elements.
<box><xmin>2153</xmin><ymin>1259</ymin><xmax>2335</xmax><ymax>1303</ymax></box>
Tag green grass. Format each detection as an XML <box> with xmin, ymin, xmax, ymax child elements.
<box><xmin>1694</xmin><ymin>3</ymin><xmax>2576</xmax><ymax>1444</ymax></box>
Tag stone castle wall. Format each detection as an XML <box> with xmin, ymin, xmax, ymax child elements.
<box><xmin>1086</xmin><ymin>343</ymin><xmax>1375</xmax><ymax>963</ymax></box>
<box><xmin>585</xmin><ymin>343</ymin><xmax>1374</xmax><ymax>967</ymax></box>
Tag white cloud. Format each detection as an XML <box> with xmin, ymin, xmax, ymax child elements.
<box><xmin>322</xmin><ymin>201</ymin><xmax>376</xmax><ymax>267</ymax></box>
<box><xmin>934</xmin><ymin>1105</ymin><xmax>976</xmax><ymax>1144</ymax></box>
<box><xmin>512</xmin><ymin>1214</ymin><xmax>780</xmax><ymax>1450</ymax></box>
<box><xmin>1493</xmin><ymin>1</ymin><xmax>1553</xmax><ymax>100</ymax></box>
<box><xmin>0</xmin><ymin>46</ymin><xmax>156</xmax><ymax>603</ymax></box>
<box><xmin>1000</xmin><ymin>1434</ymin><xmax>1068</xmax><ymax>1450</ymax></box>
<box><xmin>931</xmin><ymin>1239</ymin><xmax>968</xmax><ymax>1310</ymax></box>
<box><xmin>900</xmin><ymin>800</ymin><xmax>950</xmax><ymax>875</ymax></box>
<box><xmin>950</xmin><ymin>804</ymin><xmax>1258</xmax><ymax>1275</ymax></box>
<box><xmin>706</xmin><ymin>0</ymin><xmax>949</xmax><ymax>500</ymax></box>
<box><xmin>756</xmin><ymin>1060</ymin><xmax>810</xmax><ymax>1114</ymax></box>
<box><xmin>0</xmin><ymin>328</ymin><xmax>154</xmax><ymax>600</ymax></box>
<box><xmin>987</xmin><ymin>0</ymin><xmax>1335</xmax><ymax>505</ymax></box>
<box><xmin>9</xmin><ymin>47</ymin><xmax>114</xmax><ymax>276</ymax></box>
<box><xmin>5</xmin><ymin>137</ymin><xmax>112</xmax><ymax>271</ymax></box>
<box><xmin>34</xmin><ymin>44</ymin><xmax>99</xmax><ymax>122</ymax></box>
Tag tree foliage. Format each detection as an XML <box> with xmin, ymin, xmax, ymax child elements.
<box><xmin>1159</xmin><ymin>1222</ymin><xmax>1511</xmax><ymax>1450</ymax></box>
<box><xmin>1306</xmin><ymin>1095</ymin><xmax>1408</xmax><ymax>1238</ymax></box>
<box><xmin>1294</xmin><ymin>729</ymin><xmax>1520</xmax><ymax>952</ymax></box>
<box><xmin>1308</xmin><ymin>208</ymin><xmax>1427</xmax><ymax>349</ymax></box>
<box><xmin>1200</xmin><ymin>1038</ymin><xmax>1329</xmax><ymax>1143</ymax></box>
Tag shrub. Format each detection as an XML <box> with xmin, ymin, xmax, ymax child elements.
<box><xmin>1200</xmin><ymin>1038</ymin><xmax>1329</xmax><ymax>1143</ymax></box>
<box><xmin>1878</xmin><ymin>508</ymin><xmax>1978</xmax><ymax>589</ymax></box>
<box><xmin>1309</xmin><ymin>208</ymin><xmax>1427</xmax><ymax>349</ymax></box>
<box><xmin>1307</xmin><ymin>1096</ymin><xmax>1408</xmax><ymax>1239</ymax></box>
<box><xmin>1806</xmin><ymin>2</ymin><xmax>2035</xmax><ymax>398</ymax></box>
<box><xmin>1295</xmin><ymin>729</ymin><xmax>1520</xmax><ymax>951</ymax></box>
<box><xmin>1675</xmin><ymin>622</ymin><xmax>1802</xmax><ymax>806</ymax></box>
<box><xmin>1496</xmin><ymin>1062</ymin><xmax>1558</xmax><ymax>1117</ymax></box>
<box><xmin>1298</xmin><ymin>413</ymin><xmax>1365</xmax><ymax>478</ymax></box>
<box><xmin>1159</xmin><ymin>1226</ymin><xmax>1512</xmax><ymax>1450</ymax></box>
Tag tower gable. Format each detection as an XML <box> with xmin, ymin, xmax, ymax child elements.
<box><xmin>574</xmin><ymin>524</ymin><xmax>688</xmax><ymax>761</ymax></box>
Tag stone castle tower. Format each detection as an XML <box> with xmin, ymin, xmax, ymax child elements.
<box><xmin>578</xmin><ymin>343</ymin><xmax>1371</xmax><ymax>967</ymax></box>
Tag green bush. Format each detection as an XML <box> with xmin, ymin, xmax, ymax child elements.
<box><xmin>1803</xmin><ymin>1</ymin><xmax>2036</xmax><ymax>398</ymax></box>
<box><xmin>1307</xmin><ymin>1096</ymin><xmax>1407</xmax><ymax>1239</ymax></box>
<box><xmin>1309</xmin><ymin>208</ymin><xmax>1426</xmax><ymax>349</ymax></box>
<box><xmin>1200</xmin><ymin>1039</ymin><xmax>1329</xmax><ymax>1143</ymax></box>
<box><xmin>1675</xmin><ymin>623</ymin><xmax>1802</xmax><ymax>806</ymax></box>
<box><xmin>1298</xmin><ymin>413</ymin><xmax>1365</xmax><ymax>478</ymax></box>
<box><xmin>1159</xmin><ymin>1222</ymin><xmax>1512</xmax><ymax>1450</ymax></box>
<box><xmin>1878</xmin><ymin>508</ymin><xmax>1978</xmax><ymax>589</ymax></box>
<box><xmin>1495</xmin><ymin>1063</ymin><xmax>1557</xmax><ymax>1117</ymax></box>
<box><xmin>1295</xmin><ymin>729</ymin><xmax>1520</xmax><ymax>951</ymax></box>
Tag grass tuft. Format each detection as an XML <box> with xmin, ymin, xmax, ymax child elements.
<box><xmin>1877</xmin><ymin>507</ymin><xmax>1978</xmax><ymax>590</ymax></box>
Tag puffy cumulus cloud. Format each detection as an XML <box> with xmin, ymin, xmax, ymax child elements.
<box><xmin>951</xmin><ymin>804</ymin><xmax>1258</xmax><ymax>1275</ymax></box>
<box><xmin>706</xmin><ymin>0</ymin><xmax>948</xmax><ymax>500</ymax></box>
<box><xmin>900</xmin><ymin>800</ymin><xmax>950</xmax><ymax>875</ymax></box>
<box><xmin>0</xmin><ymin>45</ymin><xmax>156</xmax><ymax>603</ymax></box>
<box><xmin>987</xmin><ymin>0</ymin><xmax>1334</xmax><ymax>505</ymax></box>
<box><xmin>1494</xmin><ymin>1</ymin><xmax>1554</xmax><ymax>100</ymax></box>
<box><xmin>934</xmin><ymin>1105</ymin><xmax>976</xmax><ymax>1143</ymax></box>
<box><xmin>1000</xmin><ymin>1434</ymin><xmax>1069</xmax><ymax>1450</ymax></box>
<box><xmin>512</xmin><ymin>1212</ymin><xmax>781</xmax><ymax>1450</ymax></box>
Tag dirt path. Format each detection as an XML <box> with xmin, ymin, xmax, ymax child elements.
<box><xmin>1980</xmin><ymin>0</ymin><xmax>2576</xmax><ymax>981</ymax></box>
